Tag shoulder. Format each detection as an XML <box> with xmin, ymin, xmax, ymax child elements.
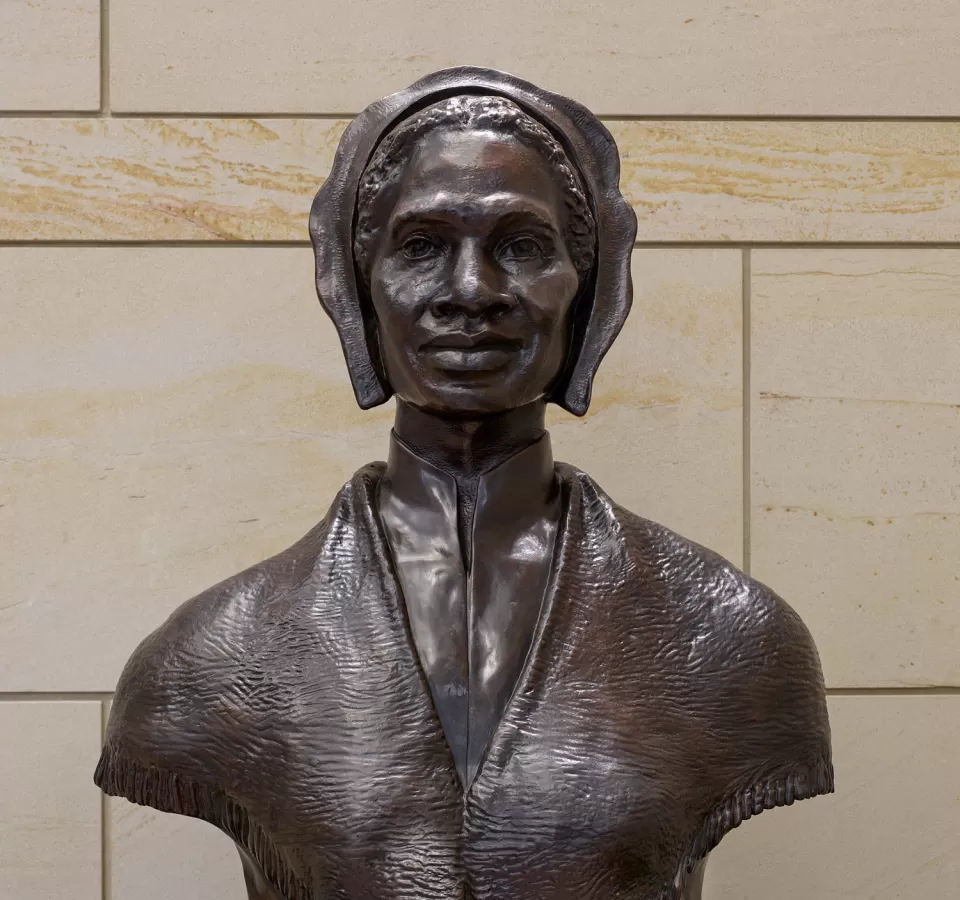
<box><xmin>99</xmin><ymin>464</ymin><xmax>385</xmax><ymax>763</ymax></box>
<box><xmin>628</xmin><ymin>520</ymin><xmax>835</xmax><ymax>876</ymax></box>
<box><xmin>562</xmin><ymin>465</ymin><xmax>823</xmax><ymax>680</ymax></box>
<box><xmin>94</xmin><ymin>464</ymin><xmax>384</xmax><ymax>808</ymax></box>
<box><xmin>559</xmin><ymin>466</ymin><xmax>833</xmax><ymax>882</ymax></box>
<box><xmin>97</xmin><ymin>464</ymin><xmax>382</xmax><ymax>769</ymax></box>
<box><xmin>587</xmin><ymin>474</ymin><xmax>831</xmax><ymax>751</ymax></box>
<box><xmin>107</xmin><ymin>463</ymin><xmax>385</xmax><ymax>718</ymax></box>
<box><xmin>100</xmin><ymin>519</ymin><xmax>321</xmax><ymax>759</ymax></box>
<box><xmin>652</xmin><ymin>520</ymin><xmax>819</xmax><ymax>677</ymax></box>
<box><xmin>91</xmin><ymin>530</ymin><xmax>322</xmax><ymax>855</ymax></box>
<box><xmin>646</xmin><ymin>513</ymin><xmax>817</xmax><ymax>662</ymax></box>
<box><xmin>639</xmin><ymin>505</ymin><xmax>821</xmax><ymax>680</ymax></box>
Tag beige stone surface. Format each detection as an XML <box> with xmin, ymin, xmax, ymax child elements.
<box><xmin>0</xmin><ymin>701</ymin><xmax>102</xmax><ymax>900</ymax></box>
<box><xmin>616</xmin><ymin>121</ymin><xmax>960</xmax><ymax>243</ymax></box>
<box><xmin>111</xmin><ymin>801</ymin><xmax>245</xmax><ymax>900</ymax></box>
<box><xmin>702</xmin><ymin>694</ymin><xmax>960</xmax><ymax>899</ymax></box>
<box><xmin>0</xmin><ymin>0</ymin><xmax>100</xmax><ymax>111</ymax></box>
<box><xmin>6</xmin><ymin>119</ymin><xmax>960</xmax><ymax>242</ymax></box>
<box><xmin>108</xmin><ymin>0</ymin><xmax>960</xmax><ymax>115</ymax></box>
<box><xmin>751</xmin><ymin>251</ymin><xmax>960</xmax><ymax>687</ymax></box>
<box><xmin>0</xmin><ymin>118</ymin><xmax>345</xmax><ymax>240</ymax></box>
<box><xmin>0</xmin><ymin>246</ymin><xmax>394</xmax><ymax>692</ymax></box>
<box><xmin>550</xmin><ymin>250</ymin><xmax>742</xmax><ymax>565</ymax></box>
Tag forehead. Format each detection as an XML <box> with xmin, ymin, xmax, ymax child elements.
<box><xmin>387</xmin><ymin>128</ymin><xmax>566</xmax><ymax>227</ymax></box>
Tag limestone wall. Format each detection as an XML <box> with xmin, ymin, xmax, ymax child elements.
<box><xmin>2</xmin><ymin>2</ymin><xmax>958</xmax><ymax>896</ymax></box>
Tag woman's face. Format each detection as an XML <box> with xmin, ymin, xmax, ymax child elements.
<box><xmin>367</xmin><ymin>127</ymin><xmax>581</xmax><ymax>416</ymax></box>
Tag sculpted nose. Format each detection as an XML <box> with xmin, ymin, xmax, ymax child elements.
<box><xmin>433</xmin><ymin>242</ymin><xmax>515</xmax><ymax>318</ymax></box>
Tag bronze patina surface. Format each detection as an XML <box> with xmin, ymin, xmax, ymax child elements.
<box><xmin>95</xmin><ymin>67</ymin><xmax>833</xmax><ymax>900</ymax></box>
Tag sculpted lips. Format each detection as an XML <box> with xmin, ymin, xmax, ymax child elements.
<box><xmin>421</xmin><ymin>331</ymin><xmax>523</xmax><ymax>373</ymax></box>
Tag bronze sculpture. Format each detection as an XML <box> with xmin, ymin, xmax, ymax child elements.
<box><xmin>95</xmin><ymin>68</ymin><xmax>833</xmax><ymax>900</ymax></box>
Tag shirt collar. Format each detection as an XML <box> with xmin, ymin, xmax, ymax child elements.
<box><xmin>380</xmin><ymin>429</ymin><xmax>557</xmax><ymax>533</ymax></box>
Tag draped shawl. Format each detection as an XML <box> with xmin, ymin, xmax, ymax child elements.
<box><xmin>96</xmin><ymin>464</ymin><xmax>833</xmax><ymax>900</ymax></box>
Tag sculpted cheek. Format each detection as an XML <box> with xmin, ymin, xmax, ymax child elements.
<box><xmin>524</xmin><ymin>271</ymin><xmax>580</xmax><ymax>327</ymax></box>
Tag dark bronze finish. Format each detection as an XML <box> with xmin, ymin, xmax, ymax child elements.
<box><xmin>380</xmin><ymin>428</ymin><xmax>560</xmax><ymax>790</ymax></box>
<box><xmin>95</xmin><ymin>67</ymin><xmax>833</xmax><ymax>900</ymax></box>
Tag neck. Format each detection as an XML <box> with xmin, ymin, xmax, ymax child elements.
<box><xmin>392</xmin><ymin>399</ymin><xmax>547</xmax><ymax>480</ymax></box>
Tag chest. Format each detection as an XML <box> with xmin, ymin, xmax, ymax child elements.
<box><xmin>248</xmin><ymin>604</ymin><xmax>703</xmax><ymax>900</ymax></box>
<box><xmin>231</xmin><ymin>492</ymin><xmax>717</xmax><ymax>899</ymax></box>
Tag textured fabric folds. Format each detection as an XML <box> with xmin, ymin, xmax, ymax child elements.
<box><xmin>96</xmin><ymin>463</ymin><xmax>833</xmax><ymax>900</ymax></box>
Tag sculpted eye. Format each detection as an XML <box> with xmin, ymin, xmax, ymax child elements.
<box><xmin>498</xmin><ymin>236</ymin><xmax>544</xmax><ymax>262</ymax></box>
<box><xmin>402</xmin><ymin>234</ymin><xmax>441</xmax><ymax>261</ymax></box>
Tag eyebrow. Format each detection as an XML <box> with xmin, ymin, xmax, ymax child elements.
<box><xmin>388</xmin><ymin>199</ymin><xmax>561</xmax><ymax>237</ymax></box>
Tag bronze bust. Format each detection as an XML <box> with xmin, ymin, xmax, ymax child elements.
<box><xmin>95</xmin><ymin>67</ymin><xmax>833</xmax><ymax>900</ymax></box>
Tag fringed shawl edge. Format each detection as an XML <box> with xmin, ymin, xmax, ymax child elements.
<box><xmin>97</xmin><ymin>739</ymin><xmax>834</xmax><ymax>900</ymax></box>
<box><xmin>664</xmin><ymin>756</ymin><xmax>836</xmax><ymax>899</ymax></box>
<box><xmin>95</xmin><ymin>742</ymin><xmax>304</xmax><ymax>900</ymax></box>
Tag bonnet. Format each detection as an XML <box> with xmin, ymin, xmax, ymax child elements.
<box><xmin>309</xmin><ymin>66</ymin><xmax>638</xmax><ymax>416</ymax></box>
